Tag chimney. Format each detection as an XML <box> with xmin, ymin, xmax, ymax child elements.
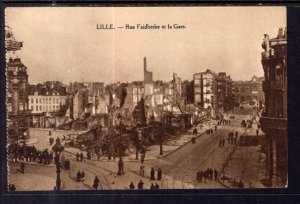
<box><xmin>144</xmin><ymin>57</ymin><xmax>147</xmax><ymax>71</ymax></box>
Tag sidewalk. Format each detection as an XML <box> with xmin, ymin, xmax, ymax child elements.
<box><xmin>218</xmin><ymin>115</ymin><xmax>266</xmax><ymax>188</ymax></box>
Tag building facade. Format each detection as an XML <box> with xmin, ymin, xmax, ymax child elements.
<box><xmin>215</xmin><ymin>72</ymin><xmax>233</xmax><ymax>113</ymax></box>
<box><xmin>193</xmin><ymin>69</ymin><xmax>216</xmax><ymax>117</ymax></box>
<box><xmin>28</xmin><ymin>81</ymin><xmax>68</xmax><ymax>114</ymax></box>
<box><xmin>232</xmin><ymin>76</ymin><xmax>264</xmax><ymax>105</ymax></box>
<box><xmin>260</xmin><ymin>28</ymin><xmax>287</xmax><ymax>187</ymax></box>
<box><xmin>7</xmin><ymin>57</ymin><xmax>31</xmax><ymax>139</ymax></box>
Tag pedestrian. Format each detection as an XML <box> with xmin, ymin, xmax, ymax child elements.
<box><xmin>193</xmin><ymin>127</ymin><xmax>197</xmax><ymax>136</ymax></box>
<box><xmin>76</xmin><ymin>152</ymin><xmax>79</xmax><ymax>162</ymax></box>
<box><xmin>256</xmin><ymin>129</ymin><xmax>259</xmax><ymax>137</ymax></box>
<box><xmin>76</xmin><ymin>170</ymin><xmax>81</xmax><ymax>182</ymax></box>
<box><xmin>118</xmin><ymin>157</ymin><xmax>124</xmax><ymax>175</ymax></box>
<box><xmin>203</xmin><ymin>170</ymin><xmax>207</xmax><ymax>183</ymax></box>
<box><xmin>209</xmin><ymin>168</ymin><xmax>213</xmax><ymax>180</ymax></box>
<box><xmin>20</xmin><ymin>162</ymin><xmax>25</xmax><ymax>174</ymax></box>
<box><xmin>93</xmin><ymin>176</ymin><xmax>100</xmax><ymax>190</ymax></box>
<box><xmin>87</xmin><ymin>151</ymin><xmax>91</xmax><ymax>160</ymax></box>
<box><xmin>129</xmin><ymin>182</ymin><xmax>135</xmax><ymax>189</ymax></box>
<box><xmin>140</xmin><ymin>163</ymin><xmax>145</xmax><ymax>176</ymax></box>
<box><xmin>138</xmin><ymin>180</ymin><xmax>144</xmax><ymax>189</ymax></box>
<box><xmin>80</xmin><ymin>171</ymin><xmax>85</xmax><ymax>182</ymax></box>
<box><xmin>10</xmin><ymin>184</ymin><xmax>16</xmax><ymax>191</ymax></box>
<box><xmin>196</xmin><ymin>171</ymin><xmax>200</xmax><ymax>183</ymax></box>
<box><xmin>214</xmin><ymin>169</ymin><xmax>218</xmax><ymax>181</ymax></box>
<box><xmin>150</xmin><ymin>183</ymin><xmax>155</xmax><ymax>189</ymax></box>
<box><xmin>155</xmin><ymin>183</ymin><xmax>160</xmax><ymax>189</ymax></box>
<box><xmin>238</xmin><ymin>180</ymin><xmax>244</xmax><ymax>188</ymax></box>
<box><xmin>199</xmin><ymin>170</ymin><xmax>203</xmax><ymax>183</ymax></box>
<box><xmin>150</xmin><ymin>168</ymin><xmax>155</xmax><ymax>180</ymax></box>
<box><xmin>235</xmin><ymin>131</ymin><xmax>238</xmax><ymax>137</ymax></box>
<box><xmin>80</xmin><ymin>152</ymin><xmax>84</xmax><ymax>162</ymax></box>
<box><xmin>157</xmin><ymin>168</ymin><xmax>162</xmax><ymax>181</ymax></box>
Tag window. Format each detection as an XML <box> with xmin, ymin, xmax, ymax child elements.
<box><xmin>31</xmin><ymin>106</ymin><xmax>33</xmax><ymax>110</ymax></box>
<box><xmin>36</xmin><ymin>106</ymin><xmax>38</xmax><ymax>111</ymax></box>
<box><xmin>36</xmin><ymin>98</ymin><xmax>38</xmax><ymax>103</ymax></box>
<box><xmin>8</xmin><ymin>103</ymin><xmax>12</xmax><ymax>112</ymax></box>
<box><xmin>31</xmin><ymin>98</ymin><xmax>34</xmax><ymax>103</ymax></box>
<box><xmin>39</xmin><ymin>98</ymin><xmax>42</xmax><ymax>103</ymax></box>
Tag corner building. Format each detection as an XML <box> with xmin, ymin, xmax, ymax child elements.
<box><xmin>260</xmin><ymin>28</ymin><xmax>287</xmax><ymax>187</ymax></box>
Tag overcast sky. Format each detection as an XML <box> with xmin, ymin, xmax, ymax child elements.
<box><xmin>6</xmin><ymin>7</ymin><xmax>286</xmax><ymax>84</ymax></box>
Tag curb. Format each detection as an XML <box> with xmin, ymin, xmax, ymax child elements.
<box><xmin>158</xmin><ymin>130</ymin><xmax>207</xmax><ymax>160</ymax></box>
<box><xmin>8</xmin><ymin>159</ymin><xmax>56</xmax><ymax>168</ymax></box>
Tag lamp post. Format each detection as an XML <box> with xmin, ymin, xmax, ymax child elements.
<box><xmin>52</xmin><ymin>137</ymin><xmax>64</xmax><ymax>190</ymax></box>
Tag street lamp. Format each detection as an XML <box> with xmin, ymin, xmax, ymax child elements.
<box><xmin>52</xmin><ymin>137</ymin><xmax>64</xmax><ymax>190</ymax></box>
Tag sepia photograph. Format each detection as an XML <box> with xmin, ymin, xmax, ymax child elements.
<box><xmin>5</xmin><ymin>6</ymin><xmax>287</xmax><ymax>191</ymax></box>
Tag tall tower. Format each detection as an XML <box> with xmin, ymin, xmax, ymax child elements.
<box><xmin>143</xmin><ymin>57</ymin><xmax>153</xmax><ymax>96</ymax></box>
<box><xmin>6</xmin><ymin>26</ymin><xmax>30</xmax><ymax>141</ymax></box>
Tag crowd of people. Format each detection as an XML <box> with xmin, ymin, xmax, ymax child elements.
<box><xmin>9</xmin><ymin>144</ymin><xmax>54</xmax><ymax>165</ymax></box>
<box><xmin>76</xmin><ymin>152</ymin><xmax>84</xmax><ymax>162</ymax></box>
<box><xmin>150</xmin><ymin>167</ymin><xmax>162</xmax><ymax>181</ymax></box>
<box><xmin>241</xmin><ymin>119</ymin><xmax>253</xmax><ymax>128</ymax></box>
<box><xmin>218</xmin><ymin>119</ymin><xmax>231</xmax><ymax>125</ymax></box>
<box><xmin>196</xmin><ymin>168</ymin><xmax>219</xmax><ymax>183</ymax></box>
<box><xmin>227</xmin><ymin>131</ymin><xmax>238</xmax><ymax>145</ymax></box>
<box><xmin>128</xmin><ymin>180</ymin><xmax>160</xmax><ymax>190</ymax></box>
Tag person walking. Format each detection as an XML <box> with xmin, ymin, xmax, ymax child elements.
<box><xmin>10</xmin><ymin>184</ymin><xmax>16</xmax><ymax>191</ymax></box>
<box><xmin>20</xmin><ymin>162</ymin><xmax>25</xmax><ymax>174</ymax></box>
<box><xmin>199</xmin><ymin>170</ymin><xmax>203</xmax><ymax>183</ymax></box>
<box><xmin>80</xmin><ymin>152</ymin><xmax>84</xmax><ymax>162</ymax></box>
<box><xmin>129</xmin><ymin>182</ymin><xmax>135</xmax><ymax>189</ymax></box>
<box><xmin>150</xmin><ymin>183</ymin><xmax>155</xmax><ymax>189</ymax></box>
<box><xmin>150</xmin><ymin>168</ymin><xmax>155</xmax><ymax>180</ymax></box>
<box><xmin>157</xmin><ymin>168</ymin><xmax>162</xmax><ymax>181</ymax></box>
<box><xmin>76</xmin><ymin>153</ymin><xmax>79</xmax><ymax>162</ymax></box>
<box><xmin>140</xmin><ymin>163</ymin><xmax>145</xmax><ymax>176</ymax></box>
<box><xmin>118</xmin><ymin>157</ymin><xmax>124</xmax><ymax>175</ymax></box>
<box><xmin>138</xmin><ymin>180</ymin><xmax>144</xmax><ymax>189</ymax></box>
<box><xmin>214</xmin><ymin>169</ymin><xmax>218</xmax><ymax>181</ymax></box>
<box><xmin>93</xmin><ymin>176</ymin><xmax>100</xmax><ymax>190</ymax></box>
<box><xmin>80</xmin><ymin>171</ymin><xmax>85</xmax><ymax>182</ymax></box>
<box><xmin>196</xmin><ymin>171</ymin><xmax>200</xmax><ymax>183</ymax></box>
<box><xmin>76</xmin><ymin>170</ymin><xmax>81</xmax><ymax>182</ymax></box>
<box><xmin>193</xmin><ymin>127</ymin><xmax>197</xmax><ymax>136</ymax></box>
